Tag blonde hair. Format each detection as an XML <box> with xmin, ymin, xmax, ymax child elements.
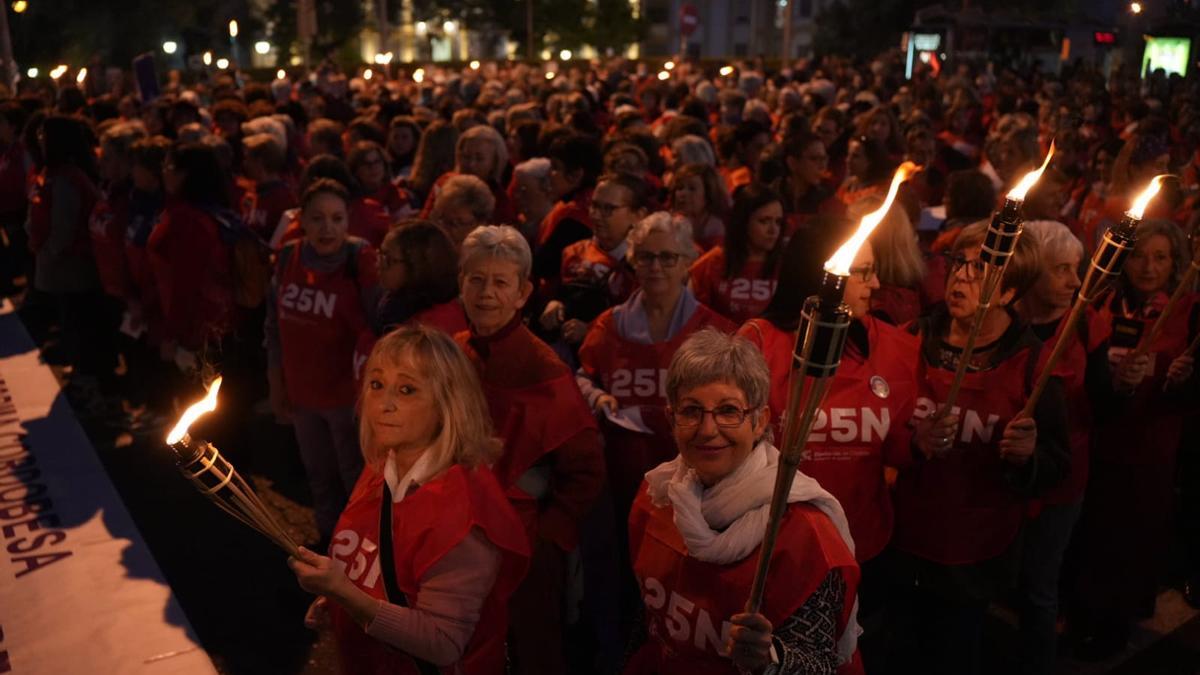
<box><xmin>846</xmin><ymin>196</ymin><xmax>926</xmax><ymax>288</ymax></box>
<box><xmin>357</xmin><ymin>325</ymin><xmax>501</xmax><ymax>470</ymax></box>
<box><xmin>456</xmin><ymin>124</ymin><xmax>509</xmax><ymax>184</ymax></box>
<box><xmin>952</xmin><ymin>220</ymin><xmax>1042</xmax><ymax>302</ymax></box>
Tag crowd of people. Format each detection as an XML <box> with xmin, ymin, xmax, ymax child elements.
<box><xmin>1</xmin><ymin>48</ymin><xmax>1198</xmax><ymax>675</ymax></box>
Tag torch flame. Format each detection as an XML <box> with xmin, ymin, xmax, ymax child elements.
<box><xmin>1006</xmin><ymin>141</ymin><xmax>1056</xmax><ymax>201</ymax></box>
<box><xmin>166</xmin><ymin>377</ymin><xmax>222</xmax><ymax>445</ymax></box>
<box><xmin>824</xmin><ymin>162</ymin><xmax>917</xmax><ymax>275</ymax></box>
<box><xmin>1128</xmin><ymin>174</ymin><xmax>1170</xmax><ymax>219</ymax></box>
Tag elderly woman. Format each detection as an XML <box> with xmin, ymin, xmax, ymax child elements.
<box><xmin>289</xmin><ymin>325</ymin><xmax>530</xmax><ymax>675</ymax></box>
<box><xmin>267</xmin><ymin>179</ymin><xmax>380</xmax><ymax>543</ymax></box>
<box><xmin>453</xmin><ymin>225</ymin><xmax>605</xmax><ymax>675</ymax></box>
<box><xmin>420</xmin><ymin>124</ymin><xmax>515</xmax><ymax>225</ymax></box>
<box><xmin>1071</xmin><ymin>219</ymin><xmax>1198</xmax><ymax>659</ymax></box>
<box><xmin>626</xmin><ymin>329</ymin><xmax>860</xmax><ymax>674</ymax></box>
<box><xmin>1012</xmin><ymin>220</ymin><xmax>1112</xmax><ymax>673</ymax></box>
<box><xmin>431</xmin><ymin>174</ymin><xmax>496</xmax><ymax>247</ymax></box>
<box><xmin>670</xmin><ymin>163</ymin><xmax>730</xmax><ymax>250</ymax></box>
<box><xmin>512</xmin><ymin>157</ymin><xmax>556</xmax><ymax>244</ymax></box>
<box><xmin>889</xmin><ymin>221</ymin><xmax>1070</xmax><ymax>675</ymax></box>
<box><xmin>577</xmin><ymin>211</ymin><xmax>734</xmax><ymax>517</ymax></box>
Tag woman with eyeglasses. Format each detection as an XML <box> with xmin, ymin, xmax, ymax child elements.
<box><xmin>1069</xmin><ymin>219</ymin><xmax>1197</xmax><ymax>660</ymax></box>
<box><xmin>844</xmin><ymin>195</ymin><xmax>929</xmax><ymax>326</ymax></box>
<box><xmin>625</xmin><ymin>329</ymin><xmax>861</xmax><ymax>674</ymax></box>
<box><xmin>887</xmin><ymin>221</ymin><xmax>1070</xmax><ymax>675</ymax></box>
<box><xmin>775</xmin><ymin>131</ymin><xmax>843</xmax><ymax>243</ymax></box>
<box><xmin>688</xmin><ymin>183</ymin><xmax>784</xmax><ymax>325</ymax></box>
<box><xmin>349</xmin><ymin>140</ymin><xmax>414</xmax><ymax>222</ymax></box>
<box><xmin>737</xmin><ymin>215</ymin><xmax>918</xmax><ymax>662</ymax></box>
<box><xmin>353</xmin><ymin>220</ymin><xmax>467</xmax><ymax>384</ymax></box>
<box><xmin>266</xmin><ymin>179</ymin><xmax>381</xmax><ymax>546</ymax></box>
<box><xmin>454</xmin><ymin>225</ymin><xmax>604</xmax><ymax>675</ymax></box>
<box><xmin>577</xmin><ymin>212</ymin><xmax>734</xmax><ymax>520</ymax></box>
<box><xmin>540</xmin><ymin>173</ymin><xmax>649</xmax><ymax>347</ymax></box>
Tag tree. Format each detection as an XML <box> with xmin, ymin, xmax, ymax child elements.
<box><xmin>265</xmin><ymin>0</ymin><xmax>364</xmax><ymax>65</ymax></box>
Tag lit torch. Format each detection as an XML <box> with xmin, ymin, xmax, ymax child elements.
<box><xmin>166</xmin><ymin>377</ymin><xmax>300</xmax><ymax>556</ymax></box>
<box><xmin>1020</xmin><ymin>175</ymin><xmax>1169</xmax><ymax>416</ymax></box>
<box><xmin>745</xmin><ymin>162</ymin><xmax>916</xmax><ymax>614</ymax></box>
<box><xmin>937</xmin><ymin>142</ymin><xmax>1055</xmax><ymax>417</ymax></box>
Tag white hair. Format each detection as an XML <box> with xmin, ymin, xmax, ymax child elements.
<box><xmin>436</xmin><ymin>174</ymin><xmax>496</xmax><ymax>221</ymax></box>
<box><xmin>1021</xmin><ymin>219</ymin><xmax>1084</xmax><ymax>263</ymax></box>
<box><xmin>242</xmin><ymin>116</ymin><xmax>288</xmax><ymax>151</ymax></box>
<box><xmin>513</xmin><ymin>157</ymin><xmax>552</xmax><ymax>182</ymax></box>
<box><xmin>671</xmin><ymin>134</ymin><xmax>716</xmax><ymax>167</ymax></box>
<box><xmin>627</xmin><ymin>211</ymin><xmax>698</xmax><ymax>265</ymax></box>
<box><xmin>460</xmin><ymin>225</ymin><xmax>533</xmax><ymax>280</ymax></box>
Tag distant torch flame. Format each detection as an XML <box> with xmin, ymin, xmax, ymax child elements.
<box><xmin>825</xmin><ymin>162</ymin><xmax>917</xmax><ymax>276</ymax></box>
<box><xmin>166</xmin><ymin>377</ymin><xmax>222</xmax><ymax>445</ymax></box>
<box><xmin>1006</xmin><ymin>141</ymin><xmax>1056</xmax><ymax>201</ymax></box>
<box><xmin>1128</xmin><ymin>174</ymin><xmax>1170</xmax><ymax>219</ymax></box>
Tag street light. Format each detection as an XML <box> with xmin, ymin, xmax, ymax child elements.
<box><xmin>560</xmin><ymin>49</ymin><xmax>572</xmax><ymax>60</ymax></box>
<box><xmin>76</xmin><ymin>67</ymin><xmax>87</xmax><ymax>84</ymax></box>
<box><xmin>216</xmin><ymin>58</ymin><xmax>230</xmax><ymax>69</ymax></box>
<box><xmin>657</xmin><ymin>70</ymin><xmax>670</xmax><ymax>80</ymax></box>
<box><xmin>469</xmin><ymin>60</ymin><xmax>480</xmax><ymax>70</ymax></box>
<box><xmin>228</xmin><ymin>20</ymin><xmax>238</xmax><ymax>37</ymax></box>
<box><xmin>254</xmin><ymin>41</ymin><xmax>270</xmax><ymax>55</ymax></box>
<box><xmin>664</xmin><ymin>60</ymin><xmax>675</xmax><ymax>70</ymax></box>
<box><xmin>1130</xmin><ymin>1</ymin><xmax>1143</xmax><ymax>13</ymax></box>
<box><xmin>25</xmin><ymin>67</ymin><xmax>37</xmax><ymax>78</ymax></box>
<box><xmin>203</xmin><ymin>51</ymin><xmax>213</xmax><ymax>66</ymax></box>
<box><xmin>413</xmin><ymin>67</ymin><xmax>425</xmax><ymax>83</ymax></box>
<box><xmin>545</xmin><ymin>71</ymin><xmax>555</xmax><ymax>80</ymax></box>
<box><xmin>443</xmin><ymin>20</ymin><xmax>456</xmax><ymax>34</ymax></box>
<box><xmin>162</xmin><ymin>41</ymin><xmax>178</xmax><ymax>55</ymax></box>
<box><xmin>49</xmin><ymin>64</ymin><xmax>66</xmax><ymax>80</ymax></box>
<box><xmin>11</xmin><ymin>1</ymin><xmax>27</xmax><ymax>13</ymax></box>
<box><xmin>363</xmin><ymin>69</ymin><xmax>373</xmax><ymax>80</ymax></box>
<box><xmin>276</xmin><ymin>69</ymin><xmax>286</xmax><ymax>80</ymax></box>
<box><xmin>416</xmin><ymin>21</ymin><xmax>427</xmax><ymax>36</ymax></box>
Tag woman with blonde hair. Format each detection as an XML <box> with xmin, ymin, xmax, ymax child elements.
<box><xmin>421</xmin><ymin>124</ymin><xmax>516</xmax><ymax>225</ymax></box>
<box><xmin>289</xmin><ymin>325</ymin><xmax>530</xmax><ymax>675</ymax></box>
<box><xmin>845</xmin><ymin>196</ymin><xmax>928</xmax><ymax>325</ymax></box>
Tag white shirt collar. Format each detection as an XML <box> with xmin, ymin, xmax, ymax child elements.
<box><xmin>383</xmin><ymin>449</ymin><xmax>435</xmax><ymax>503</ymax></box>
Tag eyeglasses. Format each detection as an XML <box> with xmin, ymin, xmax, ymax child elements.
<box><xmin>946</xmin><ymin>254</ymin><xmax>986</xmax><ymax>281</ymax></box>
<box><xmin>672</xmin><ymin>404</ymin><xmax>751</xmax><ymax>428</ymax></box>
<box><xmin>589</xmin><ymin>200</ymin><xmax>628</xmax><ymax>217</ymax></box>
<box><xmin>634</xmin><ymin>251</ymin><xmax>683</xmax><ymax>268</ymax></box>
<box><xmin>847</xmin><ymin>263</ymin><xmax>876</xmax><ymax>282</ymax></box>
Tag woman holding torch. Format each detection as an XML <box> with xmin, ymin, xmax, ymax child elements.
<box><xmin>626</xmin><ymin>329</ymin><xmax>859</xmax><ymax>674</ymax></box>
<box><xmin>288</xmin><ymin>325</ymin><xmax>530</xmax><ymax>675</ymax></box>
<box><xmin>1070</xmin><ymin>219</ymin><xmax>1198</xmax><ymax>659</ymax></box>
<box><xmin>888</xmin><ymin>221</ymin><xmax>1070</xmax><ymax>675</ymax></box>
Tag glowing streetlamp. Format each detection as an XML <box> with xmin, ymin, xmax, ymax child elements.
<box><xmin>657</xmin><ymin>70</ymin><xmax>670</xmax><ymax>80</ymax></box>
<box><xmin>276</xmin><ymin>69</ymin><xmax>286</xmax><ymax>80</ymax></box>
<box><xmin>25</xmin><ymin>67</ymin><xmax>37</xmax><ymax>78</ymax></box>
<box><xmin>203</xmin><ymin>51</ymin><xmax>213</xmax><ymax>66</ymax></box>
<box><xmin>162</xmin><ymin>41</ymin><xmax>178</xmax><ymax>55</ymax></box>
<box><xmin>216</xmin><ymin>58</ymin><xmax>230</xmax><ymax>70</ymax></box>
<box><xmin>228</xmin><ymin>19</ymin><xmax>239</xmax><ymax>37</ymax></box>
<box><xmin>1130</xmin><ymin>2</ymin><xmax>1143</xmax><ymax>14</ymax></box>
<box><xmin>443</xmin><ymin>20</ymin><xmax>457</xmax><ymax>34</ymax></box>
<box><xmin>664</xmin><ymin>60</ymin><xmax>676</xmax><ymax>70</ymax></box>
<box><xmin>413</xmin><ymin>67</ymin><xmax>425</xmax><ymax>83</ymax></box>
<box><xmin>719</xmin><ymin>65</ymin><xmax>734</xmax><ymax>77</ymax></box>
<box><xmin>560</xmin><ymin>49</ymin><xmax>572</xmax><ymax>60</ymax></box>
<box><xmin>254</xmin><ymin>41</ymin><xmax>271</xmax><ymax>55</ymax></box>
<box><xmin>469</xmin><ymin>60</ymin><xmax>480</xmax><ymax>70</ymax></box>
<box><xmin>75</xmin><ymin>67</ymin><xmax>87</xmax><ymax>84</ymax></box>
<box><xmin>363</xmin><ymin>69</ymin><xmax>373</xmax><ymax>80</ymax></box>
<box><xmin>415</xmin><ymin>21</ymin><xmax>428</xmax><ymax>36</ymax></box>
<box><xmin>12</xmin><ymin>0</ymin><xmax>27</xmax><ymax>13</ymax></box>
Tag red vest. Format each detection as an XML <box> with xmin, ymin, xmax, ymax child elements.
<box><xmin>276</xmin><ymin>240</ymin><xmax>375</xmax><ymax>409</ymax></box>
<box><xmin>892</xmin><ymin>341</ymin><xmax>1039</xmax><ymax>565</ymax></box>
<box><xmin>278</xmin><ymin>198</ymin><xmax>390</xmax><ymax>249</ymax></box>
<box><xmin>537</xmin><ymin>192</ymin><xmax>593</xmax><ymax>248</ymax></box>
<box><xmin>89</xmin><ymin>186</ymin><xmax>132</xmax><ymax>298</ymax></box>
<box><xmin>329</xmin><ymin>464</ymin><xmax>530</xmax><ymax>675</ymax></box>
<box><xmin>627</xmin><ymin>489</ymin><xmax>861</xmax><ymax>675</ymax></box>
<box><xmin>578</xmin><ymin>303</ymin><xmax>734</xmax><ymax>498</ymax></box>
<box><xmin>146</xmin><ymin>200</ymin><xmax>234</xmax><ymax>348</ymax></box>
<box><xmin>689</xmin><ymin>248</ymin><xmax>778</xmax><ymax>325</ymax></box>
<box><xmin>560</xmin><ymin>238</ymin><xmax>636</xmax><ymax>305</ymax></box>
<box><xmin>739</xmin><ymin>317</ymin><xmax>919</xmax><ymax>562</ymax></box>
<box><xmin>240</xmin><ymin>179</ymin><xmax>297</xmax><ymax>240</ymax></box>
<box><xmin>1086</xmin><ymin>290</ymin><xmax>1198</xmax><ymax>467</ymax></box>
<box><xmin>353</xmin><ymin>299</ymin><xmax>470</xmax><ymax>384</ymax></box>
<box><xmin>456</xmin><ymin>326</ymin><xmax>598</xmax><ymax>540</ymax></box>
<box><xmin>1035</xmin><ymin>309</ymin><xmax>1102</xmax><ymax>506</ymax></box>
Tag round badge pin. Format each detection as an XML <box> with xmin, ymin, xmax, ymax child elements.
<box><xmin>869</xmin><ymin>375</ymin><xmax>890</xmax><ymax>399</ymax></box>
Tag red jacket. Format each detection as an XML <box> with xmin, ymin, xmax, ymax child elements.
<box><xmin>239</xmin><ymin>178</ymin><xmax>298</xmax><ymax>240</ymax></box>
<box><xmin>275</xmin><ymin>239</ymin><xmax>377</xmax><ymax>409</ymax></box>
<box><xmin>89</xmin><ymin>184</ymin><xmax>132</xmax><ymax>298</ymax></box>
<box><xmin>329</xmin><ymin>464</ymin><xmax>530</xmax><ymax>675</ymax></box>
<box><xmin>146</xmin><ymin>200</ymin><xmax>234</xmax><ymax>349</ymax></box>
<box><xmin>739</xmin><ymin>316</ymin><xmax>919</xmax><ymax>561</ymax></box>
<box><xmin>627</xmin><ymin>490</ymin><xmax>861</xmax><ymax>674</ymax></box>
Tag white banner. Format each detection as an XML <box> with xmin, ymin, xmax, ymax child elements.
<box><xmin>0</xmin><ymin>300</ymin><xmax>217</xmax><ymax>675</ymax></box>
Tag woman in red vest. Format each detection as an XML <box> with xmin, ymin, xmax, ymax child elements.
<box><xmin>1070</xmin><ymin>219</ymin><xmax>1198</xmax><ymax>659</ymax></box>
<box><xmin>845</xmin><ymin>196</ymin><xmax>929</xmax><ymax>327</ymax></box>
<box><xmin>577</xmin><ymin>211</ymin><xmax>734</xmax><ymax>516</ymax></box>
<box><xmin>627</xmin><ymin>329</ymin><xmax>861</xmax><ymax>674</ymax></box>
<box><xmin>288</xmin><ymin>325</ymin><xmax>530</xmax><ymax>675</ymax></box>
<box><xmin>148</xmin><ymin>142</ymin><xmax>235</xmax><ymax>370</ymax></box>
<box><xmin>738</xmin><ymin>217</ymin><xmax>919</xmax><ymax>606</ymax></box>
<box><xmin>349</xmin><ymin>139</ymin><xmax>413</xmax><ymax>221</ymax></box>
<box><xmin>889</xmin><ymin>222</ymin><xmax>1070</xmax><ymax>675</ymax></box>
<box><xmin>453</xmin><ymin>225</ymin><xmax>604</xmax><ymax>675</ymax></box>
<box><xmin>353</xmin><ymin>220</ymin><xmax>468</xmax><ymax>383</ymax></box>
<box><xmin>776</xmin><ymin>131</ymin><xmax>843</xmax><ymax>243</ymax></box>
<box><xmin>690</xmin><ymin>183</ymin><xmax>784</xmax><ymax>324</ymax></box>
<box><xmin>266</xmin><ymin>179</ymin><xmax>380</xmax><ymax>543</ymax></box>
<box><xmin>419</xmin><ymin>124</ymin><xmax>515</xmax><ymax>225</ymax></box>
<box><xmin>273</xmin><ymin>155</ymin><xmax>391</xmax><ymax>248</ymax></box>
<box><xmin>669</xmin><ymin>163</ymin><xmax>730</xmax><ymax>251</ymax></box>
<box><xmin>532</xmin><ymin>133</ymin><xmax>604</xmax><ymax>291</ymax></box>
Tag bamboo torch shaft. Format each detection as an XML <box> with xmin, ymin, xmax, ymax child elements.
<box><xmin>1020</xmin><ymin>300</ymin><xmax>1089</xmax><ymax>418</ymax></box>
<box><xmin>937</xmin><ymin>301</ymin><xmax>988</xmax><ymax>418</ymax></box>
<box><xmin>1138</xmin><ymin>258</ymin><xmax>1200</xmax><ymax>356</ymax></box>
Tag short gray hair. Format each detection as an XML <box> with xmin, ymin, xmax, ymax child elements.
<box><xmin>627</xmin><ymin>211</ymin><xmax>698</xmax><ymax>265</ymax></box>
<box><xmin>667</xmin><ymin>329</ymin><xmax>771</xmax><ymax>412</ymax></box>
<box><xmin>1021</xmin><ymin>220</ymin><xmax>1083</xmax><ymax>264</ymax></box>
<box><xmin>435</xmin><ymin>174</ymin><xmax>496</xmax><ymax>222</ymax></box>
<box><xmin>513</xmin><ymin>157</ymin><xmax>552</xmax><ymax>182</ymax></box>
<box><xmin>671</xmin><ymin>134</ymin><xmax>716</xmax><ymax>167</ymax></box>
<box><xmin>460</xmin><ymin>225</ymin><xmax>532</xmax><ymax>280</ymax></box>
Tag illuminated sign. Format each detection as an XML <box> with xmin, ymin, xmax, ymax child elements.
<box><xmin>1142</xmin><ymin>36</ymin><xmax>1191</xmax><ymax>77</ymax></box>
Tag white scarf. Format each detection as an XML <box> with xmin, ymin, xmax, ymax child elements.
<box><xmin>643</xmin><ymin>442</ymin><xmax>861</xmax><ymax>665</ymax></box>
